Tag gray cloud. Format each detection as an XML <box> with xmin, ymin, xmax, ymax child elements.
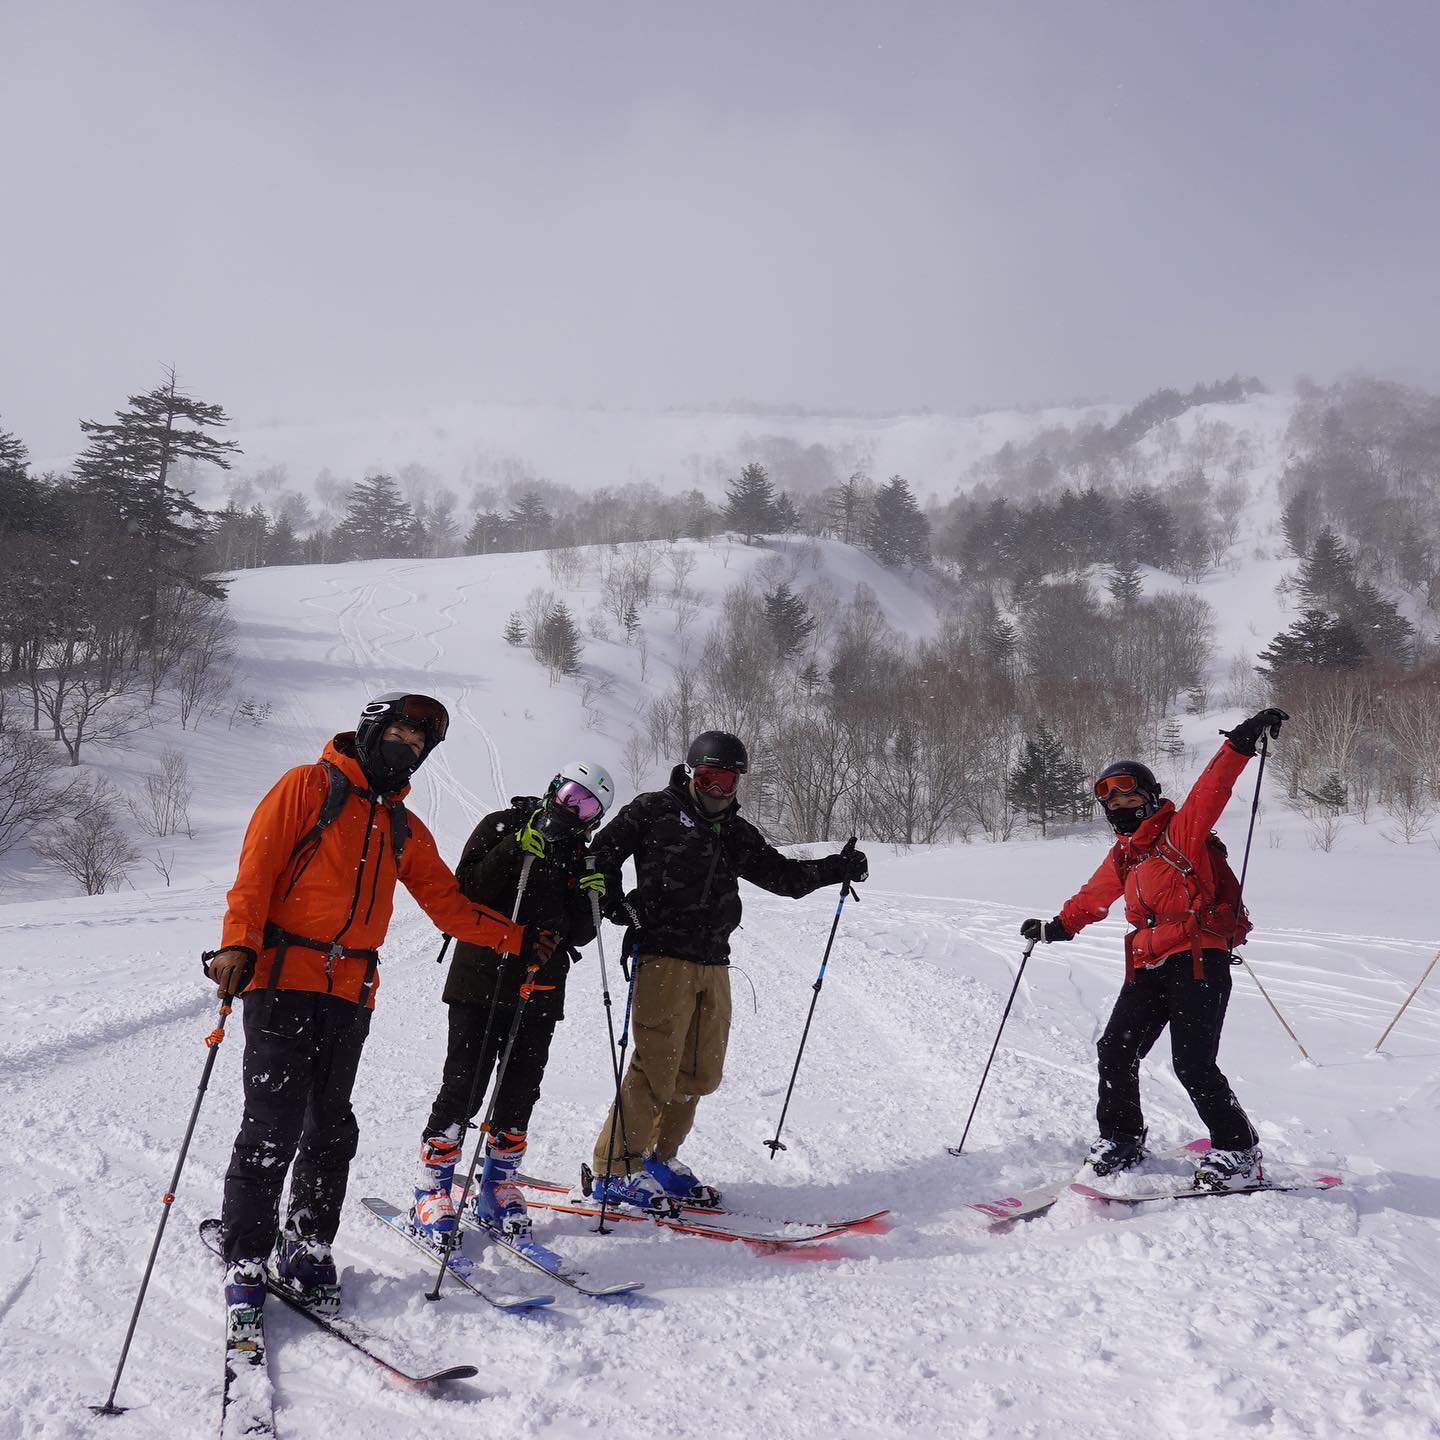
<box><xmin>4</xmin><ymin>0</ymin><xmax>1438</xmax><ymax>459</ymax></box>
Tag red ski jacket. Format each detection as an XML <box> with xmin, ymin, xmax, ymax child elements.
<box><xmin>220</xmin><ymin>735</ymin><xmax>524</xmax><ymax>1008</ymax></box>
<box><xmin>1056</xmin><ymin>739</ymin><xmax>1253</xmax><ymax>980</ymax></box>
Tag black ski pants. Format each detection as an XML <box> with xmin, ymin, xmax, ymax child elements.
<box><xmin>1095</xmin><ymin>948</ymin><xmax>1258</xmax><ymax>1152</ymax></box>
<box><xmin>220</xmin><ymin>990</ymin><xmax>371</xmax><ymax>1263</ymax></box>
<box><xmin>424</xmin><ymin>991</ymin><xmax>561</xmax><ymax>1143</ymax></box>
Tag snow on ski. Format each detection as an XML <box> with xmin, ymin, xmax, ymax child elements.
<box><xmin>1072</xmin><ymin>1172</ymin><xmax>1344</xmax><ymax>1205</ymax></box>
<box><xmin>453</xmin><ymin>1208</ymin><xmax>644</xmax><ymax>1298</ymax></box>
<box><xmin>199</xmin><ymin>1219</ymin><xmax>481</xmax><ymax>1387</ymax></box>
<box><xmin>360</xmin><ymin>1198</ymin><xmax>555</xmax><ymax>1310</ymax></box>
<box><xmin>515</xmin><ymin>1171</ymin><xmax>889</xmax><ymax>1237</ymax></box>
<box><xmin>220</xmin><ymin>1332</ymin><xmax>276</xmax><ymax>1440</ymax></box>
<box><xmin>966</xmin><ymin>1139</ymin><xmax>1214</xmax><ymax>1228</ymax></box>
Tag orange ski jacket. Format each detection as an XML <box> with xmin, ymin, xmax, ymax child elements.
<box><xmin>220</xmin><ymin>735</ymin><xmax>524</xmax><ymax>1008</ymax></box>
<box><xmin>1056</xmin><ymin>739</ymin><xmax>1253</xmax><ymax>980</ymax></box>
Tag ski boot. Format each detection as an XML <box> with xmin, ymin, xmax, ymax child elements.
<box><xmin>224</xmin><ymin>1259</ymin><xmax>267</xmax><ymax>1358</ymax></box>
<box><xmin>474</xmin><ymin>1130</ymin><xmax>532</xmax><ymax>1239</ymax></box>
<box><xmin>643</xmin><ymin>1153</ymin><xmax>722</xmax><ymax>1208</ymax></box>
<box><xmin>1083</xmin><ymin>1130</ymin><xmax>1148</xmax><ymax>1178</ymax></box>
<box><xmin>583</xmin><ymin>1164</ymin><xmax>680</xmax><ymax>1217</ymax></box>
<box><xmin>270</xmin><ymin>1212</ymin><xmax>340</xmax><ymax>1317</ymax></box>
<box><xmin>1194</xmin><ymin>1145</ymin><xmax>1263</xmax><ymax>1192</ymax></box>
<box><xmin>411</xmin><ymin>1128</ymin><xmax>461</xmax><ymax>1243</ymax></box>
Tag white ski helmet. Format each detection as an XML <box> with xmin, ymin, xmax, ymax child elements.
<box><xmin>550</xmin><ymin>759</ymin><xmax>616</xmax><ymax>820</ymax></box>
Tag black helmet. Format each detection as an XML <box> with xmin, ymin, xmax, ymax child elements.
<box><xmin>685</xmin><ymin>730</ymin><xmax>749</xmax><ymax>773</ymax></box>
<box><xmin>355</xmin><ymin>692</ymin><xmax>449</xmax><ymax>794</ymax></box>
<box><xmin>1093</xmin><ymin>759</ymin><xmax>1162</xmax><ymax>834</ymax></box>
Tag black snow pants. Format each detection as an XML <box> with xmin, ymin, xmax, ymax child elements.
<box><xmin>423</xmin><ymin>987</ymin><xmax>562</xmax><ymax>1143</ymax></box>
<box><xmin>220</xmin><ymin>990</ymin><xmax>372</xmax><ymax>1263</ymax></box>
<box><xmin>1095</xmin><ymin>948</ymin><xmax>1258</xmax><ymax>1151</ymax></box>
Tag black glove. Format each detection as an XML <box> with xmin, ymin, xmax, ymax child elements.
<box><xmin>842</xmin><ymin>848</ymin><xmax>868</xmax><ymax>885</ymax></box>
<box><xmin>1221</xmin><ymin>707</ymin><xmax>1289</xmax><ymax>756</ymax></box>
<box><xmin>1020</xmin><ymin>917</ymin><xmax>1070</xmax><ymax>944</ymax></box>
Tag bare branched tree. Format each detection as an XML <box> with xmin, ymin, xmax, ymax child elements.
<box><xmin>35</xmin><ymin>781</ymin><xmax>140</xmax><ymax>894</ymax></box>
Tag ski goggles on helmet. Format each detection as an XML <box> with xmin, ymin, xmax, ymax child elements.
<box><xmin>363</xmin><ymin>693</ymin><xmax>450</xmax><ymax>743</ymax></box>
<box><xmin>689</xmin><ymin>764</ymin><xmax>741</xmax><ymax>799</ymax></box>
<box><xmin>552</xmin><ymin>778</ymin><xmax>604</xmax><ymax>824</ymax></box>
<box><xmin>1093</xmin><ymin>772</ymin><xmax>1145</xmax><ymax>801</ymax></box>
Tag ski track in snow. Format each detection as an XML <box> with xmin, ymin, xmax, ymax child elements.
<box><xmin>7</xmin><ymin>546</ymin><xmax>1440</xmax><ymax>1438</ymax></box>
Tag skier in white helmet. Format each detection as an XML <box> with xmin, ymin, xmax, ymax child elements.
<box><xmin>411</xmin><ymin>761</ymin><xmax>615</xmax><ymax>1243</ymax></box>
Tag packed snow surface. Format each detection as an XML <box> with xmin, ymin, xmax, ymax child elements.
<box><xmin>4</xmin><ymin>538</ymin><xmax>1440</xmax><ymax>1439</ymax></box>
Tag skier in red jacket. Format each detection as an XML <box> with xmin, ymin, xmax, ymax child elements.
<box><xmin>1021</xmin><ymin>707</ymin><xmax>1287</xmax><ymax>1192</ymax></box>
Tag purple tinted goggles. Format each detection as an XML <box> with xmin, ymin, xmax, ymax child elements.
<box><xmin>553</xmin><ymin>779</ymin><xmax>604</xmax><ymax>823</ymax></box>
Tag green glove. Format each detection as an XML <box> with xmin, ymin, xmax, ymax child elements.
<box><xmin>578</xmin><ymin>871</ymin><xmax>606</xmax><ymax>897</ymax></box>
<box><xmin>516</xmin><ymin>811</ymin><xmax>547</xmax><ymax>858</ymax></box>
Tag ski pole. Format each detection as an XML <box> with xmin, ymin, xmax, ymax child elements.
<box><xmin>1229</xmin><ymin>728</ymin><xmax>1312</xmax><ymax>1062</ymax></box>
<box><xmin>1374</xmin><ymin>947</ymin><xmax>1440</xmax><ymax>1051</ymax></box>
<box><xmin>426</xmin><ymin>854</ymin><xmax>533</xmax><ymax>1301</ymax></box>
<box><xmin>947</xmin><ymin>937</ymin><xmax>1036</xmax><ymax>1157</ymax></box>
<box><xmin>91</xmin><ymin>984</ymin><xmax>238</xmax><ymax>1417</ymax></box>
<box><xmin>586</xmin><ymin>860</ymin><xmax>632</xmax><ymax>1206</ymax></box>
<box><xmin>764</xmin><ymin>836</ymin><xmax>858</xmax><ymax>1158</ymax></box>
<box><xmin>596</xmin><ymin>945</ymin><xmax>643</xmax><ymax>1234</ymax></box>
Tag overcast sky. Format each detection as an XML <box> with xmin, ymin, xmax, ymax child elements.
<box><xmin>3</xmin><ymin>1</ymin><xmax>1438</xmax><ymax>458</ymax></box>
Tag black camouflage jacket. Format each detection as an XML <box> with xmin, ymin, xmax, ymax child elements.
<box><xmin>591</xmin><ymin>765</ymin><xmax>847</xmax><ymax>966</ymax></box>
<box><xmin>442</xmin><ymin>797</ymin><xmax>596</xmax><ymax>1012</ymax></box>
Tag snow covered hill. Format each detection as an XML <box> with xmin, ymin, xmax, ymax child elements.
<box><xmin>5</xmin><ymin>530</ymin><xmax>1440</xmax><ymax>1438</ymax></box>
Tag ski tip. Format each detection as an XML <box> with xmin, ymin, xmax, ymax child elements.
<box><xmin>495</xmin><ymin>1294</ymin><xmax>557</xmax><ymax>1310</ymax></box>
<box><xmin>416</xmin><ymin>1365</ymin><xmax>481</xmax><ymax>1382</ymax></box>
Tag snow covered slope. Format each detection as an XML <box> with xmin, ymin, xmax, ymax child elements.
<box><xmin>5</xmin><ymin>535</ymin><xmax>1440</xmax><ymax>1439</ymax></box>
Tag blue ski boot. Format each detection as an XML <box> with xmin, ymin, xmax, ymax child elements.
<box><xmin>223</xmin><ymin>1259</ymin><xmax>266</xmax><ymax>1355</ymax></box>
<box><xmin>475</xmin><ymin>1130</ymin><xmax>531</xmax><ymax>1238</ymax></box>
<box><xmin>411</xmin><ymin>1127</ymin><xmax>461</xmax><ymax>1242</ymax></box>
<box><xmin>588</xmin><ymin>1167</ymin><xmax>680</xmax><ymax>1217</ymax></box>
<box><xmin>270</xmin><ymin>1211</ymin><xmax>340</xmax><ymax>1317</ymax></box>
<box><xmin>643</xmin><ymin>1154</ymin><xmax>722</xmax><ymax>1208</ymax></box>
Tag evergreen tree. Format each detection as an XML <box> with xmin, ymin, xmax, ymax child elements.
<box><xmin>334</xmin><ymin>473</ymin><xmax>417</xmax><ymax>560</ymax></box>
<box><xmin>622</xmin><ymin>598</ymin><xmax>641</xmax><ymax>642</ymax></box>
<box><xmin>864</xmin><ymin>475</ymin><xmax>930</xmax><ymax>566</ymax></box>
<box><xmin>502</xmin><ymin>611</ymin><xmax>527</xmax><ymax>646</ymax></box>
<box><xmin>1301</xmin><ymin>772</ymin><xmax>1348</xmax><ymax>812</ymax></box>
<box><xmin>772</xmin><ymin>491</ymin><xmax>801</xmax><ymax>535</ymax></box>
<box><xmin>1119</xmin><ymin>488</ymin><xmax>1178</xmax><ymax>569</ymax></box>
<box><xmin>465</xmin><ymin>509</ymin><xmax>508</xmax><ymax>554</ymax></box>
<box><xmin>762</xmin><ymin>581</ymin><xmax>816</xmax><ymax>660</ymax></box>
<box><xmin>1279</xmin><ymin>487</ymin><xmax>1321</xmax><ymax>559</ymax></box>
<box><xmin>0</xmin><ymin>417</ymin><xmax>29</xmax><ymax>477</ymax></box>
<box><xmin>681</xmin><ymin>488</ymin><xmax>717</xmax><ymax>541</ymax></box>
<box><xmin>1349</xmin><ymin>579</ymin><xmax>1415</xmax><ymax>663</ymax></box>
<box><xmin>1296</xmin><ymin>526</ymin><xmax>1355</xmax><ymax>610</ymax></box>
<box><xmin>1105</xmin><ymin>558</ymin><xmax>1143</xmax><ymax>608</ymax></box>
<box><xmin>534</xmin><ymin>601</ymin><xmax>582</xmax><ymax>675</ymax></box>
<box><xmin>1006</xmin><ymin>728</ymin><xmax>1087</xmax><ymax>837</ymax></box>
<box><xmin>724</xmin><ymin>463</ymin><xmax>778</xmax><ymax>544</ymax></box>
<box><xmin>266</xmin><ymin>510</ymin><xmax>301</xmax><ymax>566</ymax></box>
<box><xmin>1256</xmin><ymin>609</ymin><xmax>1367</xmax><ymax>675</ymax></box>
<box><xmin>508</xmin><ymin>492</ymin><xmax>553</xmax><ymax>551</ymax></box>
<box><xmin>74</xmin><ymin>369</ymin><xmax>241</xmax><ymax>603</ymax></box>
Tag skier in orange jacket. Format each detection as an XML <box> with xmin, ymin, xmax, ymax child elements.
<box><xmin>206</xmin><ymin>692</ymin><xmax>552</xmax><ymax>1345</ymax></box>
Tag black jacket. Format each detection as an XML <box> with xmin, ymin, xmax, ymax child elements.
<box><xmin>592</xmin><ymin>765</ymin><xmax>846</xmax><ymax>966</ymax></box>
<box><xmin>442</xmin><ymin>797</ymin><xmax>596</xmax><ymax>1011</ymax></box>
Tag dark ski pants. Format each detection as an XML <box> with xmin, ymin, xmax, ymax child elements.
<box><xmin>423</xmin><ymin>993</ymin><xmax>561</xmax><ymax>1143</ymax></box>
<box><xmin>220</xmin><ymin>990</ymin><xmax>371</xmax><ymax>1263</ymax></box>
<box><xmin>1096</xmin><ymin>949</ymin><xmax>1258</xmax><ymax>1152</ymax></box>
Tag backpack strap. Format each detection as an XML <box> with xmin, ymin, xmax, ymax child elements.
<box><xmin>1133</xmin><ymin>823</ymin><xmax>1206</xmax><ymax>981</ymax></box>
<box><xmin>388</xmin><ymin>800</ymin><xmax>410</xmax><ymax>867</ymax></box>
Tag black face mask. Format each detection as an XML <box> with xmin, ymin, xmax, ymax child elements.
<box><xmin>536</xmin><ymin>800</ymin><xmax>585</xmax><ymax>845</ymax></box>
<box><xmin>1105</xmin><ymin>802</ymin><xmax>1152</xmax><ymax>834</ymax></box>
<box><xmin>360</xmin><ymin>738</ymin><xmax>423</xmax><ymax>794</ymax></box>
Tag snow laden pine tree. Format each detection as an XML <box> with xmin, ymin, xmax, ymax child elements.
<box><xmin>334</xmin><ymin>474</ymin><xmax>417</xmax><ymax>561</ymax></box>
<box><xmin>724</xmin><ymin>463</ymin><xmax>778</xmax><ymax>544</ymax></box>
<box><xmin>533</xmin><ymin>601</ymin><xmax>583</xmax><ymax>677</ymax></box>
<box><xmin>825</xmin><ymin>471</ymin><xmax>871</xmax><ymax>544</ymax></box>
<box><xmin>1006</xmin><ymin>728</ymin><xmax>1088</xmax><ymax>837</ymax></box>
<box><xmin>762</xmin><ymin>581</ymin><xmax>816</xmax><ymax>661</ymax></box>
<box><xmin>864</xmin><ymin>475</ymin><xmax>930</xmax><ymax>566</ymax></box>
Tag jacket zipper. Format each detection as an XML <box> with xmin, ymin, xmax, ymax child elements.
<box><xmin>698</xmin><ymin>825</ymin><xmax>724</xmax><ymax>905</ymax></box>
